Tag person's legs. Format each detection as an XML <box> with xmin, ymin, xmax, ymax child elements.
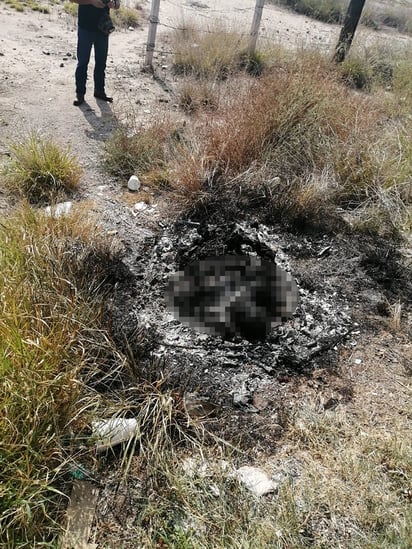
<box><xmin>93</xmin><ymin>32</ymin><xmax>109</xmax><ymax>97</ymax></box>
<box><xmin>75</xmin><ymin>27</ymin><xmax>93</xmax><ymax>99</ymax></box>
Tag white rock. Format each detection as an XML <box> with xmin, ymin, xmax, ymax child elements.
<box><xmin>127</xmin><ymin>175</ymin><xmax>141</xmax><ymax>191</ymax></box>
<box><xmin>45</xmin><ymin>201</ymin><xmax>73</xmax><ymax>217</ymax></box>
<box><xmin>236</xmin><ymin>466</ymin><xmax>278</xmax><ymax>497</ymax></box>
<box><xmin>92</xmin><ymin>417</ymin><xmax>139</xmax><ymax>452</ymax></box>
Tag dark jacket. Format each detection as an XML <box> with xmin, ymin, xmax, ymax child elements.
<box><xmin>78</xmin><ymin>5</ymin><xmax>109</xmax><ymax>32</ymax></box>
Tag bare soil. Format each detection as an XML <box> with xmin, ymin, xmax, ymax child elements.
<box><xmin>0</xmin><ymin>1</ymin><xmax>411</xmax><ymax>547</ymax></box>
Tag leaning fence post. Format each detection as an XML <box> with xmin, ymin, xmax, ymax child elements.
<box><xmin>248</xmin><ymin>0</ymin><xmax>265</xmax><ymax>56</ymax></box>
<box><xmin>144</xmin><ymin>0</ymin><xmax>161</xmax><ymax>69</ymax></box>
<box><xmin>334</xmin><ymin>0</ymin><xmax>366</xmax><ymax>63</ymax></box>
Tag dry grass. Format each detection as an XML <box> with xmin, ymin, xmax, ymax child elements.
<box><xmin>270</xmin><ymin>0</ymin><xmax>346</xmax><ymax>24</ymax></box>
<box><xmin>273</xmin><ymin>400</ymin><xmax>412</xmax><ymax>548</ymax></box>
<box><xmin>112</xmin><ymin>5</ymin><xmax>141</xmax><ymax>29</ymax></box>
<box><xmin>108</xmin><ymin>38</ymin><xmax>412</xmax><ymax>234</ymax></box>
<box><xmin>177</xmin><ymin>78</ymin><xmax>220</xmax><ymax>115</ymax></box>
<box><xmin>271</xmin><ymin>0</ymin><xmax>412</xmax><ymax>35</ymax></box>
<box><xmin>0</xmin><ymin>204</ymin><xmax>125</xmax><ymax>547</ymax></box>
<box><xmin>362</xmin><ymin>1</ymin><xmax>412</xmax><ymax>34</ymax></box>
<box><xmin>171</xmin><ymin>21</ymin><xmax>264</xmax><ymax>79</ymax></box>
<box><xmin>103</xmin><ymin>117</ymin><xmax>182</xmax><ymax>183</ymax></box>
<box><xmin>62</xmin><ymin>0</ymin><xmax>77</xmax><ymax>17</ymax></box>
<box><xmin>102</xmin><ymin>396</ymin><xmax>411</xmax><ymax>548</ymax></box>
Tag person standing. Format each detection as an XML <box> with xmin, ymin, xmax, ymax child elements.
<box><xmin>70</xmin><ymin>0</ymin><xmax>120</xmax><ymax>106</ymax></box>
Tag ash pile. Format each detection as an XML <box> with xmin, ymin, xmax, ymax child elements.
<box><xmin>113</xmin><ymin>220</ymin><xmax>353</xmax><ymax>414</ymax></box>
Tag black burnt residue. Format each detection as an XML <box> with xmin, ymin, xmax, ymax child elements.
<box><xmin>112</xmin><ymin>221</ymin><xmax>355</xmax><ymax>396</ymax></box>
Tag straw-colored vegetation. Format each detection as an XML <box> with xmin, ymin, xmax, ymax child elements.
<box><xmin>62</xmin><ymin>0</ymin><xmax>77</xmax><ymax>17</ymax></box>
<box><xmin>362</xmin><ymin>0</ymin><xmax>412</xmax><ymax>34</ymax></box>
<box><xmin>112</xmin><ymin>4</ymin><xmax>142</xmax><ymax>28</ymax></box>
<box><xmin>172</xmin><ymin>23</ymin><xmax>264</xmax><ymax>78</ymax></box>
<box><xmin>104</xmin><ymin>27</ymin><xmax>412</xmax><ymax>236</ymax></box>
<box><xmin>130</xmin><ymin>400</ymin><xmax>411</xmax><ymax>547</ymax></box>
<box><xmin>62</xmin><ymin>0</ymin><xmax>142</xmax><ymax>28</ymax></box>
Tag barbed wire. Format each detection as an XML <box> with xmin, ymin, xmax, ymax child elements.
<box><xmin>143</xmin><ymin>0</ymin><xmax>267</xmax><ymax>63</ymax></box>
<box><xmin>157</xmin><ymin>20</ymin><xmax>252</xmax><ymax>36</ymax></box>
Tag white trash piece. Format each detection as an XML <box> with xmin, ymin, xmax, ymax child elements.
<box><xmin>127</xmin><ymin>175</ymin><xmax>141</xmax><ymax>191</ymax></box>
<box><xmin>45</xmin><ymin>201</ymin><xmax>73</xmax><ymax>218</ymax></box>
<box><xmin>236</xmin><ymin>466</ymin><xmax>278</xmax><ymax>497</ymax></box>
<box><xmin>92</xmin><ymin>417</ymin><xmax>139</xmax><ymax>452</ymax></box>
<box><xmin>134</xmin><ymin>201</ymin><xmax>148</xmax><ymax>211</ymax></box>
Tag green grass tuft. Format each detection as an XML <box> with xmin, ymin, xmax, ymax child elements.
<box><xmin>0</xmin><ymin>204</ymin><xmax>124</xmax><ymax>547</ymax></box>
<box><xmin>3</xmin><ymin>132</ymin><xmax>81</xmax><ymax>204</ymax></box>
<box><xmin>270</xmin><ymin>0</ymin><xmax>346</xmax><ymax>24</ymax></box>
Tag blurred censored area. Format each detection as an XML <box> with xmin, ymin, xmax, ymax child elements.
<box><xmin>165</xmin><ymin>255</ymin><xmax>299</xmax><ymax>340</ymax></box>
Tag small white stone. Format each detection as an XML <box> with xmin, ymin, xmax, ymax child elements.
<box><xmin>127</xmin><ymin>175</ymin><xmax>141</xmax><ymax>191</ymax></box>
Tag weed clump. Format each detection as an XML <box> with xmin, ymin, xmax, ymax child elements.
<box><xmin>112</xmin><ymin>5</ymin><xmax>141</xmax><ymax>29</ymax></box>
<box><xmin>0</xmin><ymin>205</ymin><xmax>124</xmax><ymax>546</ymax></box>
<box><xmin>362</xmin><ymin>2</ymin><xmax>412</xmax><ymax>35</ymax></box>
<box><xmin>63</xmin><ymin>1</ymin><xmax>77</xmax><ymax>17</ymax></box>
<box><xmin>3</xmin><ymin>132</ymin><xmax>81</xmax><ymax>204</ymax></box>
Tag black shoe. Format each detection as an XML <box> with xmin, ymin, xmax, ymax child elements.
<box><xmin>94</xmin><ymin>91</ymin><xmax>113</xmax><ymax>102</ymax></box>
<box><xmin>73</xmin><ymin>95</ymin><xmax>85</xmax><ymax>106</ymax></box>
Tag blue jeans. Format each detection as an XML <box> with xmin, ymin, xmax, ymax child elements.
<box><xmin>75</xmin><ymin>27</ymin><xmax>109</xmax><ymax>96</ymax></box>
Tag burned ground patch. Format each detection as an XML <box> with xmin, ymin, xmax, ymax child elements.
<box><xmin>105</xmin><ymin>218</ymin><xmax>411</xmax><ymax>449</ymax></box>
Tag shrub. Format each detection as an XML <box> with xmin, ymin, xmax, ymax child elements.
<box><xmin>270</xmin><ymin>0</ymin><xmax>346</xmax><ymax>24</ymax></box>
<box><xmin>112</xmin><ymin>5</ymin><xmax>141</xmax><ymax>29</ymax></box>
<box><xmin>171</xmin><ymin>23</ymin><xmax>260</xmax><ymax>79</ymax></box>
<box><xmin>362</xmin><ymin>2</ymin><xmax>412</xmax><ymax>35</ymax></box>
<box><xmin>177</xmin><ymin>78</ymin><xmax>219</xmax><ymax>114</ymax></box>
<box><xmin>339</xmin><ymin>57</ymin><xmax>374</xmax><ymax>90</ymax></box>
<box><xmin>141</xmin><ymin>44</ymin><xmax>410</xmax><ymax>236</ymax></box>
<box><xmin>63</xmin><ymin>1</ymin><xmax>77</xmax><ymax>17</ymax></box>
<box><xmin>3</xmin><ymin>0</ymin><xmax>49</xmax><ymax>13</ymax></box>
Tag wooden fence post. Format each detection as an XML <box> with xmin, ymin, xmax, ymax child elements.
<box><xmin>144</xmin><ymin>0</ymin><xmax>161</xmax><ymax>69</ymax></box>
<box><xmin>334</xmin><ymin>0</ymin><xmax>366</xmax><ymax>63</ymax></box>
<box><xmin>248</xmin><ymin>0</ymin><xmax>265</xmax><ymax>56</ymax></box>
